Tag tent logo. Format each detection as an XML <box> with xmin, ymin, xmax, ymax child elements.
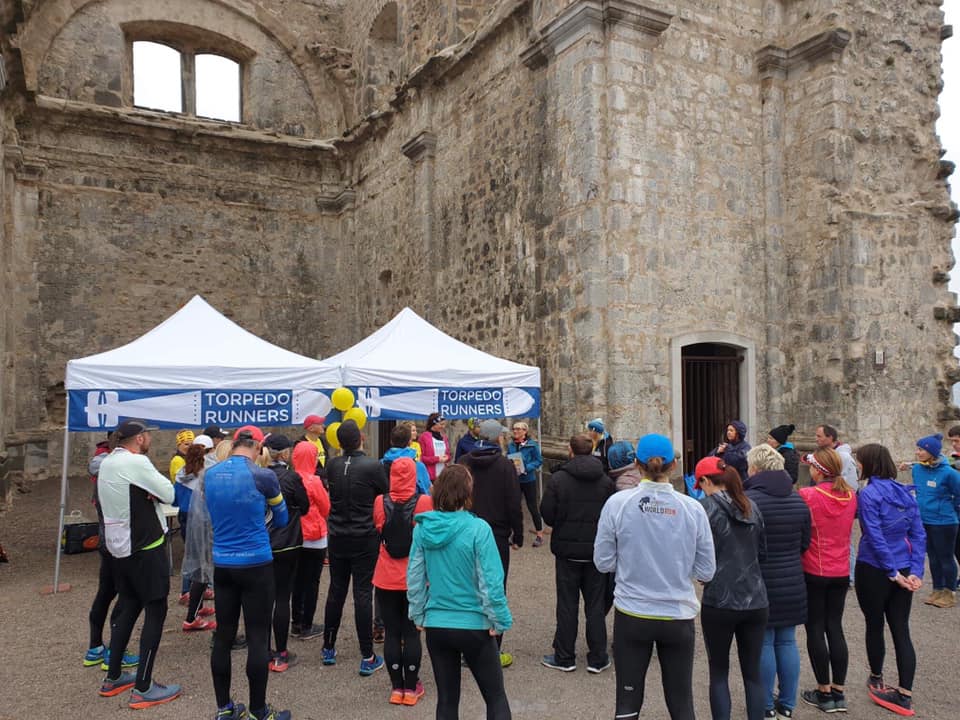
<box><xmin>86</xmin><ymin>391</ymin><xmax>119</xmax><ymax>428</ymax></box>
<box><xmin>356</xmin><ymin>387</ymin><xmax>381</xmax><ymax>418</ymax></box>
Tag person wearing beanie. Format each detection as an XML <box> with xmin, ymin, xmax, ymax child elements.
<box><xmin>766</xmin><ymin>424</ymin><xmax>799</xmax><ymax>485</ymax></box>
<box><xmin>903</xmin><ymin>433</ymin><xmax>960</xmax><ymax>608</ymax></box>
<box><xmin>607</xmin><ymin>441</ymin><xmax>642</xmax><ymax>492</ymax></box>
<box><xmin>321</xmin><ymin>420</ymin><xmax>389</xmax><ymax>675</ymax></box>
<box><xmin>169</xmin><ymin>429</ymin><xmax>196</xmax><ymax>483</ymax></box>
<box><xmin>586</xmin><ymin>418</ymin><xmax>614</xmax><ymax>473</ymax></box>
<box><xmin>594</xmin><ymin>433</ymin><xmax>715</xmax><ymax>720</ymax></box>
<box><xmin>710</xmin><ymin>421</ymin><xmax>751</xmax><ymax>482</ymax></box>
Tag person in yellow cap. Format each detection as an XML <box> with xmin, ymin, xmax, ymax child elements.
<box><xmin>169</xmin><ymin>430</ymin><xmax>195</xmax><ymax>483</ymax></box>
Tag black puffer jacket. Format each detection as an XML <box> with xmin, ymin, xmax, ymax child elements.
<box><xmin>460</xmin><ymin>447</ymin><xmax>523</xmax><ymax>546</ymax></box>
<box><xmin>700</xmin><ymin>491</ymin><xmax>768</xmax><ymax>611</ymax></box>
<box><xmin>539</xmin><ymin>455</ymin><xmax>614</xmax><ymax>560</ymax></box>
<box><xmin>745</xmin><ymin>469</ymin><xmax>811</xmax><ymax>627</ymax></box>
<box><xmin>779</xmin><ymin>445</ymin><xmax>800</xmax><ymax>485</ymax></box>
<box><xmin>326</xmin><ymin>450</ymin><xmax>388</xmax><ymax>540</ymax></box>
<box><xmin>268</xmin><ymin>462</ymin><xmax>309</xmax><ymax>551</ymax></box>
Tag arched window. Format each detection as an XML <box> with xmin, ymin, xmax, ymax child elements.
<box><xmin>361</xmin><ymin>2</ymin><xmax>401</xmax><ymax>116</ymax></box>
<box><xmin>132</xmin><ymin>41</ymin><xmax>182</xmax><ymax>113</ymax></box>
<box><xmin>195</xmin><ymin>53</ymin><xmax>241</xmax><ymax>122</ymax></box>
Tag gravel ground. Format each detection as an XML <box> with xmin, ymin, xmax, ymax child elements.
<box><xmin>1</xmin><ymin>475</ymin><xmax>955</xmax><ymax>719</ymax></box>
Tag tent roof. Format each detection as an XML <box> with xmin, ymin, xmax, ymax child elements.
<box><xmin>325</xmin><ymin>307</ymin><xmax>541</xmax><ymax>388</ymax></box>
<box><xmin>66</xmin><ymin>295</ymin><xmax>341</xmax><ymax>390</ymax></box>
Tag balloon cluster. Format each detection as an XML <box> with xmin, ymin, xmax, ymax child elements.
<box><xmin>325</xmin><ymin>387</ymin><xmax>368</xmax><ymax>450</ymax></box>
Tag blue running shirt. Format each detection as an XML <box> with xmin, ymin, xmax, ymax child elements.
<box><xmin>205</xmin><ymin>456</ymin><xmax>288</xmax><ymax>568</ymax></box>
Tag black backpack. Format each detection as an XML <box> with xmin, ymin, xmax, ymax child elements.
<box><xmin>380</xmin><ymin>494</ymin><xmax>420</xmax><ymax>559</ymax></box>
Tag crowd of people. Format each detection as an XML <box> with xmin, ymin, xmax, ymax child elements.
<box><xmin>82</xmin><ymin>413</ymin><xmax>960</xmax><ymax>720</ymax></box>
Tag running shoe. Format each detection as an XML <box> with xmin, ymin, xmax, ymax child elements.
<box><xmin>775</xmin><ymin>705</ymin><xmax>793</xmax><ymax>719</ymax></box>
<box><xmin>868</xmin><ymin>674</ymin><xmax>889</xmax><ymax>694</ymax></box>
<box><xmin>500</xmin><ymin>652</ymin><xmax>513</xmax><ymax>668</ymax></box>
<box><xmin>183</xmin><ymin>617</ymin><xmax>217</xmax><ymax>632</ymax></box>
<box><xmin>178</xmin><ymin>592</ymin><xmax>190</xmax><ymax>606</ymax></box>
<box><xmin>249</xmin><ymin>706</ymin><xmax>291</xmax><ymax>720</ymax></box>
<box><xmin>129</xmin><ymin>681</ymin><xmax>182</xmax><ymax>709</ymax></box>
<box><xmin>83</xmin><ymin>645</ymin><xmax>106</xmax><ymax>667</ymax></box>
<box><xmin>764</xmin><ymin>710</ymin><xmax>776</xmax><ymax>719</ymax></box>
<box><xmin>197</xmin><ymin>606</ymin><xmax>216</xmax><ymax>618</ymax></box>
<box><xmin>322</xmin><ymin>647</ymin><xmax>337</xmax><ymax>666</ymax></box>
<box><xmin>99</xmin><ymin>648</ymin><xmax>139</xmax><ymax>671</ymax></box>
<box><xmin>868</xmin><ymin>686</ymin><xmax>914</xmax><ymax>716</ymax></box>
<box><xmin>532</xmin><ymin>535</ymin><xmax>543</xmax><ymax>547</ymax></box>
<box><xmin>269</xmin><ymin>650</ymin><xmax>296</xmax><ymax>673</ymax></box>
<box><xmin>831</xmin><ymin>690</ymin><xmax>848</xmax><ymax>713</ymax></box>
<box><xmin>359</xmin><ymin>654</ymin><xmax>384</xmax><ymax>676</ymax></box>
<box><xmin>801</xmin><ymin>689</ymin><xmax>837</xmax><ymax>712</ymax></box>
<box><xmin>389</xmin><ymin>689</ymin><xmax>405</xmax><ymax>705</ymax></box>
<box><xmin>215</xmin><ymin>701</ymin><xmax>247</xmax><ymax>719</ymax></box>
<box><xmin>541</xmin><ymin>654</ymin><xmax>576</xmax><ymax>672</ymax></box>
<box><xmin>373</xmin><ymin>625</ymin><xmax>386</xmax><ymax>644</ymax></box>
<box><xmin>402</xmin><ymin>682</ymin><xmax>425</xmax><ymax>706</ymax></box>
<box><xmin>203</xmin><ymin>587</ymin><xmax>215</xmax><ymax>601</ymax></box>
<box><xmin>587</xmin><ymin>660</ymin><xmax>611</xmax><ymax>674</ymax></box>
<box><xmin>98</xmin><ymin>672</ymin><xmax>136</xmax><ymax>697</ymax></box>
<box><xmin>298</xmin><ymin>623</ymin><xmax>323</xmax><ymax>641</ymax></box>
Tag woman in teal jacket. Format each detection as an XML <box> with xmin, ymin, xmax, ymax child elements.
<box><xmin>507</xmin><ymin>422</ymin><xmax>544</xmax><ymax>547</ymax></box>
<box><xmin>906</xmin><ymin>433</ymin><xmax>960</xmax><ymax>608</ymax></box>
<box><xmin>407</xmin><ymin>464</ymin><xmax>513</xmax><ymax>720</ymax></box>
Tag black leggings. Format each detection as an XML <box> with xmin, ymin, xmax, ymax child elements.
<box><xmin>425</xmin><ymin>627</ymin><xmax>511</xmax><ymax>720</ymax></box>
<box><xmin>701</xmin><ymin>605</ymin><xmax>768</xmax><ymax>720</ymax></box>
<box><xmin>614</xmin><ymin>610</ymin><xmax>696</xmax><ymax>720</ymax></box>
<box><xmin>292</xmin><ymin>547</ymin><xmax>325</xmax><ymax>629</ymax></box>
<box><xmin>805</xmin><ymin>574</ymin><xmax>849</xmax><ymax>687</ymax></box>
<box><xmin>519</xmin><ymin>482</ymin><xmax>542</xmax><ymax>532</ymax></box>
<box><xmin>377</xmin><ymin>588</ymin><xmax>421</xmax><ymax>690</ymax></box>
<box><xmin>212</xmin><ymin>564</ymin><xmax>275</xmax><ymax>712</ymax></box>
<box><xmin>272</xmin><ymin>550</ymin><xmax>299</xmax><ymax>653</ymax></box>
<box><xmin>854</xmin><ymin>562</ymin><xmax>916</xmax><ymax>691</ymax></box>
<box><xmin>89</xmin><ymin>552</ymin><xmax>121</xmax><ymax>648</ymax></box>
<box><xmin>323</xmin><ymin>539</ymin><xmax>378</xmax><ymax>658</ymax></box>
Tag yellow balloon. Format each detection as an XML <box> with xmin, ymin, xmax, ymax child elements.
<box><xmin>344</xmin><ymin>406</ymin><xmax>367</xmax><ymax>430</ymax></box>
<box><xmin>331</xmin><ymin>387</ymin><xmax>355</xmax><ymax>412</ymax></box>
<box><xmin>326</xmin><ymin>422</ymin><xmax>342</xmax><ymax>450</ymax></box>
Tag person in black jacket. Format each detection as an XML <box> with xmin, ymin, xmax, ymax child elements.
<box><xmin>265</xmin><ymin>434</ymin><xmax>310</xmax><ymax>673</ymax></box>
<box><xmin>696</xmin><ymin>456</ymin><xmax>768</xmax><ymax>720</ymax></box>
<box><xmin>744</xmin><ymin>444</ymin><xmax>811</xmax><ymax>720</ymax></box>
<box><xmin>539</xmin><ymin>433</ymin><xmax>614</xmax><ymax>673</ymax></box>
<box><xmin>321</xmin><ymin>420</ymin><xmax>389</xmax><ymax>675</ymax></box>
<box><xmin>460</xmin><ymin>419</ymin><xmax>523</xmax><ymax>668</ymax></box>
<box><xmin>766</xmin><ymin>425</ymin><xmax>799</xmax><ymax>486</ymax></box>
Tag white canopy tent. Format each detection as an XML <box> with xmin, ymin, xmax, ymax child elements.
<box><xmin>325</xmin><ymin>307</ymin><xmax>542</xmax><ymax>421</ymax></box>
<box><xmin>54</xmin><ymin>295</ymin><xmax>341</xmax><ymax>590</ymax></box>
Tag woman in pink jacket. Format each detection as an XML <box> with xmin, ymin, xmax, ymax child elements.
<box><xmin>291</xmin><ymin>441</ymin><xmax>331</xmax><ymax>641</ymax></box>
<box><xmin>418</xmin><ymin>413</ymin><xmax>450</xmax><ymax>483</ymax></box>
<box><xmin>798</xmin><ymin>448</ymin><xmax>857</xmax><ymax>713</ymax></box>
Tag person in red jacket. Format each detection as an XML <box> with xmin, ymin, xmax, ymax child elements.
<box><xmin>290</xmin><ymin>441</ymin><xmax>331</xmax><ymax>641</ymax></box>
<box><xmin>373</xmin><ymin>457</ymin><xmax>433</xmax><ymax>706</ymax></box>
<box><xmin>798</xmin><ymin>448</ymin><xmax>858</xmax><ymax>713</ymax></box>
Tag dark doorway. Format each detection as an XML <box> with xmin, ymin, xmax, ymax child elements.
<box><xmin>682</xmin><ymin>344</ymin><xmax>743</xmax><ymax>476</ymax></box>
<box><xmin>375</xmin><ymin>420</ymin><xmax>397</xmax><ymax>459</ymax></box>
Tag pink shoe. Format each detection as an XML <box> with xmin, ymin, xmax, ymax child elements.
<box><xmin>182</xmin><ymin>617</ymin><xmax>216</xmax><ymax>632</ymax></box>
<box><xmin>203</xmin><ymin>588</ymin><xmax>215</xmax><ymax>601</ymax></box>
<box><xmin>197</xmin><ymin>606</ymin><xmax>216</xmax><ymax>618</ymax></box>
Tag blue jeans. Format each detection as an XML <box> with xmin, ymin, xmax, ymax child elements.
<box><xmin>761</xmin><ymin>625</ymin><xmax>800</xmax><ymax>711</ymax></box>
<box><xmin>924</xmin><ymin>524</ymin><xmax>959</xmax><ymax>590</ymax></box>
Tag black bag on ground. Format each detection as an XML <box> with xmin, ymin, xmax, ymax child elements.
<box><xmin>62</xmin><ymin>521</ymin><xmax>100</xmax><ymax>554</ymax></box>
<box><xmin>380</xmin><ymin>494</ymin><xmax>420</xmax><ymax>559</ymax></box>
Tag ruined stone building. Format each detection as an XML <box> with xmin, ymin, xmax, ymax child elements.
<box><xmin>0</xmin><ymin>0</ymin><xmax>956</xmax><ymax>485</ymax></box>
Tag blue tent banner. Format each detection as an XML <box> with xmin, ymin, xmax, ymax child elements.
<box><xmin>68</xmin><ymin>388</ymin><xmax>334</xmax><ymax>431</ymax></box>
<box><xmin>353</xmin><ymin>386</ymin><xmax>541</xmax><ymax>421</ymax></box>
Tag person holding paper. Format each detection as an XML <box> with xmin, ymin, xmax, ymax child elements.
<box><xmin>508</xmin><ymin>422</ymin><xmax>544</xmax><ymax>547</ymax></box>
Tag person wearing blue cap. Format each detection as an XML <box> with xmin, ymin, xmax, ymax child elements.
<box><xmin>594</xmin><ymin>433</ymin><xmax>716</xmax><ymax>720</ymax></box>
<box><xmin>905</xmin><ymin>433</ymin><xmax>960</xmax><ymax>608</ymax></box>
<box><xmin>586</xmin><ymin>418</ymin><xmax>614</xmax><ymax>473</ymax></box>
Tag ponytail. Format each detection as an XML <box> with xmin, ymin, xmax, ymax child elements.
<box><xmin>637</xmin><ymin>456</ymin><xmax>673</xmax><ymax>483</ymax></box>
<box><xmin>707</xmin><ymin>466</ymin><xmax>752</xmax><ymax>518</ymax></box>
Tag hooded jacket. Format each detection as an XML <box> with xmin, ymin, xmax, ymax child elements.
<box><xmin>744</xmin><ymin>469</ymin><xmax>811</xmax><ymax>627</ymax></box>
<box><xmin>267</xmin><ymin>460</ymin><xmax>309</xmax><ymax>552</ymax></box>
<box><xmin>610</xmin><ymin>464</ymin><xmax>644</xmax><ymax>492</ymax></box>
<box><xmin>373</xmin><ymin>457</ymin><xmax>433</xmax><ymax>590</ymax></box>
<box><xmin>711</xmin><ymin>420</ymin><xmax>751</xmax><ymax>481</ymax></box>
<box><xmin>460</xmin><ymin>447</ymin><xmax>523</xmax><ymax>546</ymax></box>
<box><xmin>700</xmin><ymin>491</ymin><xmax>768</xmax><ymax>611</ymax></box>
<box><xmin>910</xmin><ymin>456</ymin><xmax>960</xmax><ymax>525</ymax></box>
<box><xmin>406</xmin><ymin>509</ymin><xmax>513</xmax><ymax>633</ymax></box>
<box><xmin>799</xmin><ymin>482</ymin><xmax>857</xmax><ymax>577</ymax></box>
<box><xmin>539</xmin><ymin>454</ymin><xmax>614</xmax><ymax>560</ymax></box>
<box><xmin>325</xmin><ymin>449</ymin><xmax>388</xmax><ymax>542</ymax></box>
<box><xmin>454</xmin><ymin>433</ymin><xmax>487</xmax><ymax>462</ymax></box>
<box><xmin>381</xmin><ymin>446</ymin><xmax>431</xmax><ymax>495</ymax></box>
<box><xmin>291</xmin><ymin>442</ymin><xmax>330</xmax><ymax>543</ymax></box>
<box><xmin>857</xmin><ymin>477</ymin><xmax>926</xmax><ymax>578</ymax></box>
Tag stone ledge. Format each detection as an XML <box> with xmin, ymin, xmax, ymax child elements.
<box><xmin>401</xmin><ymin>130</ymin><xmax>437</xmax><ymax>162</ymax></box>
<box><xmin>522</xmin><ymin>0</ymin><xmax>673</xmax><ymax>69</ymax></box>
<box><xmin>756</xmin><ymin>28</ymin><xmax>851</xmax><ymax>80</ymax></box>
<box><xmin>315</xmin><ymin>188</ymin><xmax>357</xmax><ymax>213</ymax></box>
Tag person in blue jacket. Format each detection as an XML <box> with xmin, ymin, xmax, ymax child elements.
<box><xmin>454</xmin><ymin>418</ymin><xmax>486</xmax><ymax>462</ymax></box>
<box><xmin>904</xmin><ymin>433</ymin><xmax>960</xmax><ymax>608</ymax></box>
<box><xmin>855</xmin><ymin>443</ymin><xmax>925</xmax><ymax>718</ymax></box>
<box><xmin>508</xmin><ymin>422</ymin><xmax>544</xmax><ymax>547</ymax></box>
<box><xmin>711</xmin><ymin>421</ymin><xmax>751</xmax><ymax>481</ymax></box>
<box><xmin>382</xmin><ymin>423</ymin><xmax>431</xmax><ymax>495</ymax></box>
<box><xmin>407</xmin><ymin>463</ymin><xmax>512</xmax><ymax>720</ymax></box>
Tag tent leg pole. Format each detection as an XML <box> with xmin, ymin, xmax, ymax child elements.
<box><xmin>537</xmin><ymin>417</ymin><xmax>543</xmax><ymax>504</ymax></box>
<box><xmin>53</xmin><ymin>396</ymin><xmax>71</xmax><ymax>594</ymax></box>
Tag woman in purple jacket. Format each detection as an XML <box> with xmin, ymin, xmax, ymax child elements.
<box><xmin>854</xmin><ymin>443</ymin><xmax>926</xmax><ymax>718</ymax></box>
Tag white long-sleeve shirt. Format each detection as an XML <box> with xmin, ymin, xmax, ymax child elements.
<box><xmin>594</xmin><ymin>480</ymin><xmax>716</xmax><ymax>620</ymax></box>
